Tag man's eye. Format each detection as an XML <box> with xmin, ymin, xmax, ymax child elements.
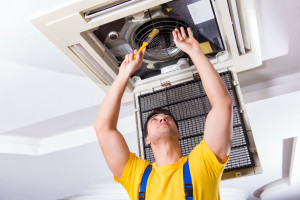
<box><xmin>151</xmin><ymin>118</ymin><xmax>158</xmax><ymax>122</ymax></box>
<box><xmin>165</xmin><ymin>116</ymin><xmax>172</xmax><ymax>121</ymax></box>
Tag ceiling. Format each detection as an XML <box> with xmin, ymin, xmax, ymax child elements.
<box><xmin>0</xmin><ymin>0</ymin><xmax>300</xmax><ymax>199</ymax></box>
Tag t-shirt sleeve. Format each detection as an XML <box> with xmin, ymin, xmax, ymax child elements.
<box><xmin>189</xmin><ymin>140</ymin><xmax>229</xmax><ymax>180</ymax></box>
<box><xmin>114</xmin><ymin>152</ymin><xmax>149</xmax><ymax>200</ymax></box>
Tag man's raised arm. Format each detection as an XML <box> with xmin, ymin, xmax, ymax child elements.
<box><xmin>94</xmin><ymin>48</ymin><xmax>146</xmax><ymax>179</ymax></box>
<box><xmin>173</xmin><ymin>27</ymin><xmax>233</xmax><ymax>163</ymax></box>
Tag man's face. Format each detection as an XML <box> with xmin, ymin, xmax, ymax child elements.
<box><xmin>145</xmin><ymin>113</ymin><xmax>181</xmax><ymax>145</ymax></box>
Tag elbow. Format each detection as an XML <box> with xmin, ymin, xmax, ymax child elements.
<box><xmin>94</xmin><ymin>122</ymin><xmax>107</xmax><ymax>136</ymax></box>
<box><xmin>224</xmin><ymin>95</ymin><xmax>233</xmax><ymax>110</ymax></box>
<box><xmin>215</xmin><ymin>96</ymin><xmax>233</xmax><ymax>110</ymax></box>
<box><xmin>228</xmin><ymin>138</ymin><xmax>233</xmax><ymax>153</ymax></box>
<box><xmin>94</xmin><ymin>123</ymin><xmax>101</xmax><ymax>135</ymax></box>
<box><xmin>212</xmin><ymin>92</ymin><xmax>233</xmax><ymax>110</ymax></box>
<box><xmin>94</xmin><ymin>122</ymin><xmax>115</xmax><ymax>137</ymax></box>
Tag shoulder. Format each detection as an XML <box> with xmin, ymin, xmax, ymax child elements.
<box><xmin>115</xmin><ymin>152</ymin><xmax>149</xmax><ymax>183</ymax></box>
<box><xmin>189</xmin><ymin>140</ymin><xmax>229</xmax><ymax>164</ymax></box>
<box><xmin>188</xmin><ymin>140</ymin><xmax>228</xmax><ymax>178</ymax></box>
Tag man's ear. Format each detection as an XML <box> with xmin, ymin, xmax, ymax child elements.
<box><xmin>178</xmin><ymin>134</ymin><xmax>182</xmax><ymax>140</ymax></box>
<box><xmin>145</xmin><ymin>136</ymin><xmax>151</xmax><ymax>145</ymax></box>
<box><xmin>177</xmin><ymin>131</ymin><xmax>182</xmax><ymax>140</ymax></box>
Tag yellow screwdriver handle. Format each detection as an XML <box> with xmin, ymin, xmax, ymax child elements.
<box><xmin>133</xmin><ymin>42</ymin><xmax>148</xmax><ymax>59</ymax></box>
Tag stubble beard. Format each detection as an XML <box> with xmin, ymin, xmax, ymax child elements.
<box><xmin>150</xmin><ymin>127</ymin><xmax>178</xmax><ymax>145</ymax></box>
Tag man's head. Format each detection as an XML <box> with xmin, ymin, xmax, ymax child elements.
<box><xmin>144</xmin><ymin>108</ymin><xmax>181</xmax><ymax>145</ymax></box>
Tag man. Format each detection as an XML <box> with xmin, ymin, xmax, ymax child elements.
<box><xmin>94</xmin><ymin>27</ymin><xmax>233</xmax><ymax>200</ymax></box>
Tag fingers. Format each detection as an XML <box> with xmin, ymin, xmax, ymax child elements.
<box><xmin>126</xmin><ymin>47</ymin><xmax>145</xmax><ymax>63</ymax></box>
<box><xmin>187</xmin><ymin>27</ymin><xmax>194</xmax><ymax>38</ymax></box>
<box><xmin>135</xmin><ymin>47</ymin><xmax>146</xmax><ymax>61</ymax></box>
<box><xmin>173</xmin><ymin>28</ymin><xmax>183</xmax><ymax>41</ymax></box>
<box><xmin>176</xmin><ymin>28</ymin><xmax>183</xmax><ymax>40</ymax></box>
<box><xmin>173</xmin><ymin>27</ymin><xmax>193</xmax><ymax>41</ymax></box>
<box><xmin>135</xmin><ymin>51</ymin><xmax>141</xmax><ymax>61</ymax></box>
<box><xmin>128</xmin><ymin>52</ymin><xmax>134</xmax><ymax>62</ymax></box>
<box><xmin>125</xmin><ymin>54</ymin><xmax>129</xmax><ymax>62</ymax></box>
<box><xmin>172</xmin><ymin>29</ymin><xmax>179</xmax><ymax>43</ymax></box>
<box><xmin>180</xmin><ymin>27</ymin><xmax>187</xmax><ymax>39</ymax></box>
<box><xmin>173</xmin><ymin>28</ymin><xmax>182</xmax><ymax>44</ymax></box>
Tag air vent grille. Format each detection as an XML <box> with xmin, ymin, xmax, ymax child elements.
<box><xmin>138</xmin><ymin>71</ymin><xmax>255</xmax><ymax>172</ymax></box>
<box><xmin>133</xmin><ymin>18</ymin><xmax>189</xmax><ymax>61</ymax></box>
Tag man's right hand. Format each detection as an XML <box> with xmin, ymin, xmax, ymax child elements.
<box><xmin>118</xmin><ymin>48</ymin><xmax>146</xmax><ymax>78</ymax></box>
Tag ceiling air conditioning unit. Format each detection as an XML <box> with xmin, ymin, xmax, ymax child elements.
<box><xmin>32</xmin><ymin>0</ymin><xmax>262</xmax><ymax>179</ymax></box>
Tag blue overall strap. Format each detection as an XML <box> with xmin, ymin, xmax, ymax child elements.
<box><xmin>183</xmin><ymin>159</ymin><xmax>193</xmax><ymax>200</ymax></box>
<box><xmin>139</xmin><ymin>164</ymin><xmax>152</xmax><ymax>200</ymax></box>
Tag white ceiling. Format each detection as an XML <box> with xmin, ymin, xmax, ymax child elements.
<box><xmin>0</xmin><ymin>0</ymin><xmax>300</xmax><ymax>199</ymax></box>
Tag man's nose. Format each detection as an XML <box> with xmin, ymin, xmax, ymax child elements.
<box><xmin>159</xmin><ymin>117</ymin><xmax>167</xmax><ymax>122</ymax></box>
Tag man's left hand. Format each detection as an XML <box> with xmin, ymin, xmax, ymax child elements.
<box><xmin>119</xmin><ymin>48</ymin><xmax>146</xmax><ymax>78</ymax></box>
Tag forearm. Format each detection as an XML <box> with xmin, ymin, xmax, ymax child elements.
<box><xmin>191</xmin><ymin>49</ymin><xmax>233</xmax><ymax>160</ymax></box>
<box><xmin>189</xmin><ymin>49</ymin><xmax>232</xmax><ymax>107</ymax></box>
<box><xmin>94</xmin><ymin>73</ymin><xmax>130</xmax><ymax>132</ymax></box>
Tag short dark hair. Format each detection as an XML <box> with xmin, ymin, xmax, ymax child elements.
<box><xmin>143</xmin><ymin>108</ymin><xmax>178</xmax><ymax>137</ymax></box>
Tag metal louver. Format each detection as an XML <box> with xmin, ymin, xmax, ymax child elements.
<box><xmin>138</xmin><ymin>71</ymin><xmax>255</xmax><ymax>172</ymax></box>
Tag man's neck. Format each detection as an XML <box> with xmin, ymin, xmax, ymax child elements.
<box><xmin>151</xmin><ymin>140</ymin><xmax>182</xmax><ymax>167</ymax></box>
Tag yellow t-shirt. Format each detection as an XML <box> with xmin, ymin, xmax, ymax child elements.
<box><xmin>114</xmin><ymin>140</ymin><xmax>228</xmax><ymax>200</ymax></box>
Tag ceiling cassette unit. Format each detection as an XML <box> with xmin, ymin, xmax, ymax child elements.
<box><xmin>32</xmin><ymin>0</ymin><xmax>262</xmax><ymax>179</ymax></box>
<box><xmin>32</xmin><ymin>0</ymin><xmax>261</xmax><ymax>101</ymax></box>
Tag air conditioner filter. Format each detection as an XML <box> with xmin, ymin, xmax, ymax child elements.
<box><xmin>138</xmin><ymin>71</ymin><xmax>255</xmax><ymax>172</ymax></box>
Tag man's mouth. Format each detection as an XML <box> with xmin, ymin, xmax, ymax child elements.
<box><xmin>159</xmin><ymin>122</ymin><xmax>169</xmax><ymax>127</ymax></box>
